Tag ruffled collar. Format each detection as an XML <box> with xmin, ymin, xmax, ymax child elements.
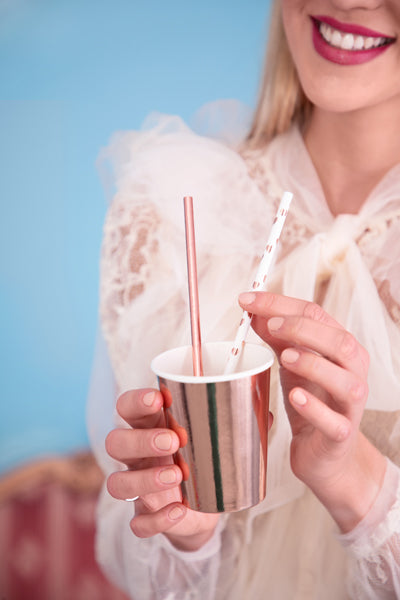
<box><xmin>268</xmin><ymin>125</ymin><xmax>400</xmax><ymax>229</ymax></box>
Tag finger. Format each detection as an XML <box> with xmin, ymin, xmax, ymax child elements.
<box><xmin>107</xmin><ymin>464</ymin><xmax>182</xmax><ymax>500</ymax></box>
<box><xmin>239</xmin><ymin>292</ymin><xmax>342</xmax><ymax>329</ymax></box>
<box><xmin>288</xmin><ymin>386</ymin><xmax>352</xmax><ymax>444</ymax></box>
<box><xmin>138</xmin><ymin>486</ymin><xmax>182</xmax><ymax>513</ymax></box>
<box><xmin>239</xmin><ymin>292</ymin><xmax>344</xmax><ymax>356</ymax></box>
<box><xmin>280</xmin><ymin>348</ymin><xmax>368</xmax><ymax>422</ymax></box>
<box><xmin>105</xmin><ymin>428</ymin><xmax>180</xmax><ymax>463</ymax></box>
<box><xmin>116</xmin><ymin>389</ymin><xmax>164</xmax><ymax>428</ymax></box>
<box><xmin>130</xmin><ymin>503</ymin><xmax>187</xmax><ymax>538</ymax></box>
<box><xmin>267</xmin><ymin>316</ymin><xmax>369</xmax><ymax>379</ymax></box>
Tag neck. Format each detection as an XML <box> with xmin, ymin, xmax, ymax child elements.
<box><xmin>303</xmin><ymin>101</ymin><xmax>400</xmax><ymax>216</ymax></box>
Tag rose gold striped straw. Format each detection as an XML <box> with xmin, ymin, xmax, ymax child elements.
<box><xmin>224</xmin><ymin>191</ymin><xmax>293</xmax><ymax>374</ymax></box>
<box><xmin>184</xmin><ymin>196</ymin><xmax>204</xmax><ymax>376</ymax></box>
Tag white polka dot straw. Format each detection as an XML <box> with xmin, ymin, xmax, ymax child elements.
<box><xmin>224</xmin><ymin>191</ymin><xmax>293</xmax><ymax>374</ymax></box>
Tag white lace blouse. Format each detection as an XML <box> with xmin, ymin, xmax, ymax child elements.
<box><xmin>91</xmin><ymin>105</ymin><xmax>400</xmax><ymax>599</ymax></box>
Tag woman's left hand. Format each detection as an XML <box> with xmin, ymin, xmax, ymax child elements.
<box><xmin>239</xmin><ymin>291</ymin><xmax>387</xmax><ymax>533</ymax></box>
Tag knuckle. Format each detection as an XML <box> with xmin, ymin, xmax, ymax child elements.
<box><xmin>334</xmin><ymin>423</ymin><xmax>351</xmax><ymax>443</ymax></box>
<box><xmin>349</xmin><ymin>378</ymin><xmax>368</xmax><ymax>404</ymax></box>
<box><xmin>303</xmin><ymin>301</ymin><xmax>326</xmax><ymax>322</ymax></box>
<box><xmin>307</xmin><ymin>352</ymin><xmax>322</xmax><ymax>375</ymax></box>
<box><xmin>337</xmin><ymin>331</ymin><xmax>358</xmax><ymax>361</ymax></box>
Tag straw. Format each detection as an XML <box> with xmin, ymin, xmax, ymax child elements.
<box><xmin>224</xmin><ymin>191</ymin><xmax>293</xmax><ymax>374</ymax></box>
<box><xmin>184</xmin><ymin>196</ymin><xmax>204</xmax><ymax>376</ymax></box>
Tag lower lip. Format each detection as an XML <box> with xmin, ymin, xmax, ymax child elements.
<box><xmin>311</xmin><ymin>19</ymin><xmax>392</xmax><ymax>65</ymax></box>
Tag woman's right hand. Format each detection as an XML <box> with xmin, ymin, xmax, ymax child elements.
<box><xmin>105</xmin><ymin>388</ymin><xmax>220</xmax><ymax>551</ymax></box>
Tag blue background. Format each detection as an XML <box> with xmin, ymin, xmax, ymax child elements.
<box><xmin>0</xmin><ymin>0</ymin><xmax>271</xmax><ymax>473</ymax></box>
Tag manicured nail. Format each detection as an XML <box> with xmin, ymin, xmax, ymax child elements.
<box><xmin>143</xmin><ymin>392</ymin><xmax>155</xmax><ymax>406</ymax></box>
<box><xmin>292</xmin><ymin>389</ymin><xmax>307</xmax><ymax>406</ymax></box>
<box><xmin>281</xmin><ymin>348</ymin><xmax>300</xmax><ymax>363</ymax></box>
<box><xmin>154</xmin><ymin>432</ymin><xmax>172</xmax><ymax>451</ymax></box>
<box><xmin>159</xmin><ymin>468</ymin><xmax>177</xmax><ymax>484</ymax></box>
<box><xmin>268</xmin><ymin>317</ymin><xmax>284</xmax><ymax>332</ymax></box>
<box><xmin>238</xmin><ymin>292</ymin><xmax>256</xmax><ymax>305</ymax></box>
<box><xmin>169</xmin><ymin>506</ymin><xmax>184</xmax><ymax>520</ymax></box>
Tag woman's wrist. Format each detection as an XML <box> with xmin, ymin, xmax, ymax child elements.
<box><xmin>314</xmin><ymin>433</ymin><xmax>387</xmax><ymax>533</ymax></box>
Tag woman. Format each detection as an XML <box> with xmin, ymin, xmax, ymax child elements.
<box><xmin>91</xmin><ymin>0</ymin><xmax>400</xmax><ymax>597</ymax></box>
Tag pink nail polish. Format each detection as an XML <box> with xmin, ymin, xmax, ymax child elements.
<box><xmin>281</xmin><ymin>348</ymin><xmax>299</xmax><ymax>363</ymax></box>
<box><xmin>268</xmin><ymin>317</ymin><xmax>284</xmax><ymax>332</ymax></box>
<box><xmin>292</xmin><ymin>389</ymin><xmax>307</xmax><ymax>406</ymax></box>
<box><xmin>238</xmin><ymin>292</ymin><xmax>256</xmax><ymax>305</ymax></box>
<box><xmin>143</xmin><ymin>392</ymin><xmax>155</xmax><ymax>406</ymax></box>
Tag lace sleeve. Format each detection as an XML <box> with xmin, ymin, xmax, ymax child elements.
<box><xmin>99</xmin><ymin>184</ymin><xmax>191</xmax><ymax>394</ymax></box>
<box><xmin>99</xmin><ymin>191</ymin><xmax>160</xmax><ymax>386</ymax></box>
<box><xmin>338</xmin><ymin>459</ymin><xmax>400</xmax><ymax>599</ymax></box>
<box><xmin>101</xmin><ymin>193</ymin><xmax>160</xmax><ymax>324</ymax></box>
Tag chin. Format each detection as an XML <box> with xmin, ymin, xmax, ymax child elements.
<box><xmin>300</xmin><ymin>76</ymin><xmax>375</xmax><ymax>115</ymax></box>
<box><xmin>306</xmin><ymin>93</ymin><xmax>363</xmax><ymax>114</ymax></box>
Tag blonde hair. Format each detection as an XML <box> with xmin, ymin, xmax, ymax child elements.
<box><xmin>247</xmin><ymin>0</ymin><xmax>312</xmax><ymax>148</ymax></box>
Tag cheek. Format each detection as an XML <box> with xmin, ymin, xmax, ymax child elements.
<box><xmin>281</xmin><ymin>0</ymin><xmax>307</xmax><ymax>31</ymax></box>
<box><xmin>281</xmin><ymin>0</ymin><xmax>313</xmax><ymax>75</ymax></box>
<box><xmin>281</xmin><ymin>0</ymin><xmax>303</xmax><ymax>38</ymax></box>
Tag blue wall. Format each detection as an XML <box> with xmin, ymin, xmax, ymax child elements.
<box><xmin>0</xmin><ymin>0</ymin><xmax>271</xmax><ymax>473</ymax></box>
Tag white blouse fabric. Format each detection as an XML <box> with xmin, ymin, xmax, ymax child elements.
<box><xmin>91</xmin><ymin>104</ymin><xmax>400</xmax><ymax>599</ymax></box>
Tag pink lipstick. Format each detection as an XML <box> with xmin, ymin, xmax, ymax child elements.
<box><xmin>311</xmin><ymin>15</ymin><xmax>395</xmax><ymax>66</ymax></box>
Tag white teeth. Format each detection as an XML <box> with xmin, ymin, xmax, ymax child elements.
<box><xmin>331</xmin><ymin>30</ymin><xmax>343</xmax><ymax>47</ymax></box>
<box><xmin>342</xmin><ymin>33</ymin><xmax>354</xmax><ymax>50</ymax></box>
<box><xmin>318</xmin><ymin>21</ymin><xmax>388</xmax><ymax>51</ymax></box>
<box><xmin>321</xmin><ymin>23</ymin><xmax>332</xmax><ymax>43</ymax></box>
<box><xmin>354</xmin><ymin>35</ymin><xmax>364</xmax><ymax>50</ymax></box>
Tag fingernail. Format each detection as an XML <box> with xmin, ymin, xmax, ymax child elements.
<box><xmin>281</xmin><ymin>348</ymin><xmax>299</xmax><ymax>363</ymax></box>
<box><xmin>169</xmin><ymin>506</ymin><xmax>184</xmax><ymax>520</ymax></box>
<box><xmin>154</xmin><ymin>432</ymin><xmax>172</xmax><ymax>451</ymax></box>
<box><xmin>159</xmin><ymin>468</ymin><xmax>177</xmax><ymax>484</ymax></box>
<box><xmin>143</xmin><ymin>392</ymin><xmax>155</xmax><ymax>406</ymax></box>
<box><xmin>268</xmin><ymin>317</ymin><xmax>284</xmax><ymax>332</ymax></box>
<box><xmin>292</xmin><ymin>389</ymin><xmax>307</xmax><ymax>406</ymax></box>
<box><xmin>238</xmin><ymin>292</ymin><xmax>256</xmax><ymax>305</ymax></box>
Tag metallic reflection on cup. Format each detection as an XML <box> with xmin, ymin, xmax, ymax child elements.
<box><xmin>151</xmin><ymin>342</ymin><xmax>274</xmax><ymax>513</ymax></box>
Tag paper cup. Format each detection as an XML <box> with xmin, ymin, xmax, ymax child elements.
<box><xmin>151</xmin><ymin>341</ymin><xmax>274</xmax><ymax>513</ymax></box>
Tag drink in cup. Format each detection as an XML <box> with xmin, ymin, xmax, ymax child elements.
<box><xmin>151</xmin><ymin>341</ymin><xmax>274</xmax><ymax>513</ymax></box>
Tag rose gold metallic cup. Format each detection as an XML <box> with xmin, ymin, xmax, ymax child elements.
<box><xmin>151</xmin><ymin>341</ymin><xmax>273</xmax><ymax>513</ymax></box>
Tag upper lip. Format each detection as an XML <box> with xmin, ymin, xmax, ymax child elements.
<box><xmin>312</xmin><ymin>15</ymin><xmax>396</xmax><ymax>40</ymax></box>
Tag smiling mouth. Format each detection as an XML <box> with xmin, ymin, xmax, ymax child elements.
<box><xmin>312</xmin><ymin>17</ymin><xmax>395</xmax><ymax>52</ymax></box>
